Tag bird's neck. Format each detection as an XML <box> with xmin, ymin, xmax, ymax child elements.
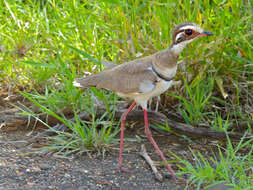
<box><xmin>153</xmin><ymin>48</ymin><xmax>178</xmax><ymax>68</ymax></box>
<box><xmin>169</xmin><ymin>41</ymin><xmax>188</xmax><ymax>56</ymax></box>
<box><xmin>152</xmin><ymin>48</ymin><xmax>178</xmax><ymax>79</ymax></box>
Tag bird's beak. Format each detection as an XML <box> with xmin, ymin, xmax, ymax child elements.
<box><xmin>198</xmin><ymin>30</ymin><xmax>214</xmax><ymax>37</ymax></box>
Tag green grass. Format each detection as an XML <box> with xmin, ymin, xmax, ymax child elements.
<box><xmin>173</xmin><ymin>132</ymin><xmax>253</xmax><ymax>189</ymax></box>
<box><xmin>0</xmin><ymin>0</ymin><xmax>252</xmax><ymax>188</ymax></box>
<box><xmin>169</xmin><ymin>76</ymin><xmax>215</xmax><ymax>126</ymax></box>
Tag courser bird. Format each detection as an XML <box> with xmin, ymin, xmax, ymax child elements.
<box><xmin>73</xmin><ymin>22</ymin><xmax>213</xmax><ymax>181</ymax></box>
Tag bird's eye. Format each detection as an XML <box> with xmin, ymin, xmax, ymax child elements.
<box><xmin>185</xmin><ymin>29</ymin><xmax>193</xmax><ymax>36</ymax></box>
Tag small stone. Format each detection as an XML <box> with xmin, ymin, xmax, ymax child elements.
<box><xmin>32</xmin><ymin>167</ymin><xmax>41</xmax><ymax>172</ymax></box>
<box><xmin>27</xmin><ymin>182</ymin><xmax>34</xmax><ymax>186</ymax></box>
<box><xmin>83</xmin><ymin>169</ymin><xmax>88</xmax><ymax>173</ymax></box>
<box><xmin>40</xmin><ymin>163</ymin><xmax>51</xmax><ymax>170</ymax></box>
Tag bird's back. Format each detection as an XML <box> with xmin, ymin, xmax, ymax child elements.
<box><xmin>74</xmin><ymin>54</ymin><xmax>157</xmax><ymax>94</ymax></box>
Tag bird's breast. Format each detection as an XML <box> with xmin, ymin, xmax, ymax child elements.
<box><xmin>132</xmin><ymin>79</ymin><xmax>174</xmax><ymax>109</ymax></box>
<box><xmin>150</xmin><ymin>79</ymin><xmax>174</xmax><ymax>97</ymax></box>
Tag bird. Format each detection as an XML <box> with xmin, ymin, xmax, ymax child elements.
<box><xmin>73</xmin><ymin>22</ymin><xmax>213</xmax><ymax>181</ymax></box>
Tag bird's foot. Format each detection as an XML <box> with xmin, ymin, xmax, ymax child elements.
<box><xmin>118</xmin><ymin>166</ymin><xmax>133</xmax><ymax>174</ymax></box>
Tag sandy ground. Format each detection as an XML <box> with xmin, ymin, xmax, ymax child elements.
<box><xmin>0</xmin><ymin>128</ymin><xmax>192</xmax><ymax>190</ymax></box>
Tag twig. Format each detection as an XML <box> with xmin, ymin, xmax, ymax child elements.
<box><xmin>139</xmin><ymin>144</ymin><xmax>163</xmax><ymax>182</ymax></box>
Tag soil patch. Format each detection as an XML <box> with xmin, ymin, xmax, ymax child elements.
<box><xmin>0</xmin><ymin>94</ymin><xmax>214</xmax><ymax>190</ymax></box>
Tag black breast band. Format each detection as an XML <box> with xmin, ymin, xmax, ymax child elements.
<box><xmin>151</xmin><ymin>65</ymin><xmax>174</xmax><ymax>81</ymax></box>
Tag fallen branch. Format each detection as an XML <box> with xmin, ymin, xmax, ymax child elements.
<box><xmin>3</xmin><ymin>106</ymin><xmax>251</xmax><ymax>142</ymax></box>
<box><xmin>140</xmin><ymin>144</ymin><xmax>163</xmax><ymax>181</ymax></box>
<box><xmin>109</xmin><ymin>109</ymin><xmax>251</xmax><ymax>141</ymax></box>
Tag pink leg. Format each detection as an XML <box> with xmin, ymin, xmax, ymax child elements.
<box><xmin>143</xmin><ymin>109</ymin><xmax>177</xmax><ymax>180</ymax></box>
<box><xmin>118</xmin><ymin>102</ymin><xmax>136</xmax><ymax>172</ymax></box>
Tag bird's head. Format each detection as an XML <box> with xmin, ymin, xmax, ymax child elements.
<box><xmin>171</xmin><ymin>22</ymin><xmax>213</xmax><ymax>55</ymax></box>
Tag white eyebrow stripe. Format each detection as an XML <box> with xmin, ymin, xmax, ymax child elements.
<box><xmin>179</xmin><ymin>25</ymin><xmax>203</xmax><ymax>33</ymax></box>
<box><xmin>180</xmin><ymin>25</ymin><xmax>195</xmax><ymax>30</ymax></box>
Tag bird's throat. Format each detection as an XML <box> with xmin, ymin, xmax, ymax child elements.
<box><xmin>170</xmin><ymin>42</ymin><xmax>187</xmax><ymax>55</ymax></box>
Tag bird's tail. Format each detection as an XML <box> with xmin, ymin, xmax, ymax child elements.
<box><xmin>73</xmin><ymin>74</ymin><xmax>100</xmax><ymax>89</ymax></box>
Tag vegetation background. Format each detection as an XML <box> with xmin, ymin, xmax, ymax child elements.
<box><xmin>0</xmin><ymin>0</ymin><xmax>252</xmax><ymax>189</ymax></box>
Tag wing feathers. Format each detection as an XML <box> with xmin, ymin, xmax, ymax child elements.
<box><xmin>74</xmin><ymin>55</ymin><xmax>158</xmax><ymax>94</ymax></box>
<box><xmin>74</xmin><ymin>69</ymin><xmax>157</xmax><ymax>94</ymax></box>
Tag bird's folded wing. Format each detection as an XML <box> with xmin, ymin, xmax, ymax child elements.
<box><xmin>97</xmin><ymin>70</ymin><xmax>157</xmax><ymax>94</ymax></box>
<box><xmin>75</xmin><ymin>56</ymin><xmax>158</xmax><ymax>94</ymax></box>
<box><xmin>97</xmin><ymin>58</ymin><xmax>158</xmax><ymax>94</ymax></box>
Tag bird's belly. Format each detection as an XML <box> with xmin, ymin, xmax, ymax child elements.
<box><xmin>134</xmin><ymin>80</ymin><xmax>173</xmax><ymax>108</ymax></box>
<box><xmin>151</xmin><ymin>80</ymin><xmax>173</xmax><ymax>97</ymax></box>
